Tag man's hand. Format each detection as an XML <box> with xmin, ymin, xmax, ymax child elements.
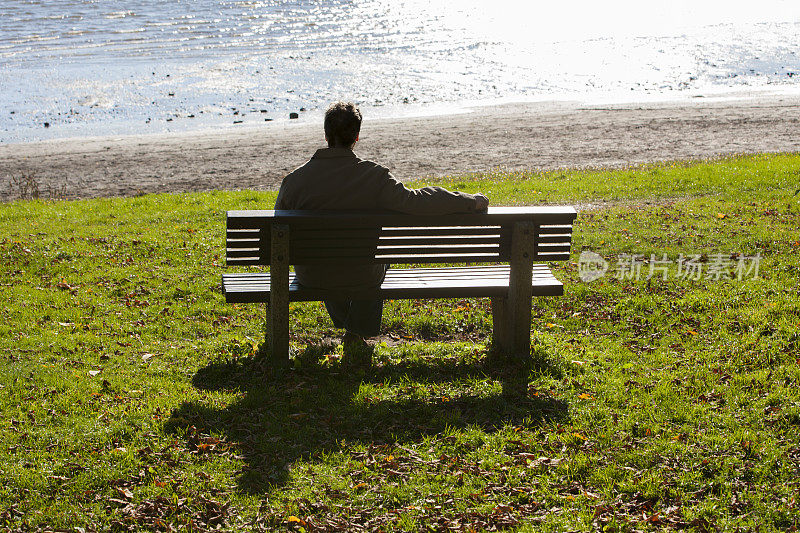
<box><xmin>473</xmin><ymin>193</ymin><xmax>489</xmax><ymax>212</ymax></box>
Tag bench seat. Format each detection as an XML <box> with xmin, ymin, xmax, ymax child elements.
<box><xmin>222</xmin><ymin>264</ymin><xmax>563</xmax><ymax>303</ymax></box>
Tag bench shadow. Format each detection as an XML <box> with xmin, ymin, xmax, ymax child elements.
<box><xmin>165</xmin><ymin>351</ymin><xmax>568</xmax><ymax>495</ymax></box>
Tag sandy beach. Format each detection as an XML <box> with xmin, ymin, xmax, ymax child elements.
<box><xmin>1</xmin><ymin>96</ymin><xmax>799</xmax><ymax>202</ymax></box>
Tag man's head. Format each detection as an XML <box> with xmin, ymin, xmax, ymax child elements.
<box><xmin>324</xmin><ymin>102</ymin><xmax>362</xmax><ymax>148</ymax></box>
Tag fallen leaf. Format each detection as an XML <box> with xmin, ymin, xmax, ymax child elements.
<box><xmin>287</xmin><ymin>515</ymin><xmax>306</xmax><ymax>527</ymax></box>
<box><xmin>716</xmin><ymin>213</ymin><xmax>727</xmax><ymax>219</ymax></box>
<box><xmin>578</xmin><ymin>393</ymin><xmax>593</xmax><ymax>400</ymax></box>
<box><xmin>647</xmin><ymin>513</ymin><xmax>662</xmax><ymax>524</ymax></box>
<box><xmin>115</xmin><ymin>486</ymin><xmax>133</xmax><ymax>500</ymax></box>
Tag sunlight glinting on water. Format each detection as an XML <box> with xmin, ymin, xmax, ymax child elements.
<box><xmin>1</xmin><ymin>0</ymin><xmax>799</xmax><ymax>142</ymax></box>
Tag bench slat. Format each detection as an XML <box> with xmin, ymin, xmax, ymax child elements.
<box><xmin>535</xmin><ymin>253</ymin><xmax>570</xmax><ymax>261</ymax></box>
<box><xmin>381</xmin><ymin>226</ymin><xmax>503</xmax><ymax>236</ymax></box>
<box><xmin>222</xmin><ymin>264</ymin><xmax>563</xmax><ymax>303</ymax></box>
<box><xmin>293</xmin><ymin>244</ymin><xmax>502</xmax><ymax>256</ymax></box>
<box><xmin>292</xmin><ymin>236</ymin><xmax>506</xmax><ymax>247</ymax></box>
<box><xmin>227</xmin><ymin>229</ymin><xmax>261</xmax><ymax>240</ymax></box>
<box><xmin>226</xmin><ymin>257</ymin><xmax>263</xmax><ymax>266</ymax></box>
<box><xmin>292</xmin><ymin>226</ymin><xmax>505</xmax><ymax>239</ymax></box>
<box><xmin>536</xmin><ymin>244</ymin><xmax>572</xmax><ymax>253</ymax></box>
<box><xmin>227</xmin><ymin>253</ymin><xmax>565</xmax><ymax>266</ymax></box>
<box><xmin>290</xmin><ymin>254</ymin><xmax>504</xmax><ymax>265</ymax></box>
<box><xmin>227</xmin><ymin>247</ymin><xmax>263</xmax><ymax>258</ymax></box>
<box><xmin>221</xmin><ymin>265</ymin><xmax>537</xmax><ymax>278</ymax></box>
<box><xmin>221</xmin><ymin>267</ymin><xmax>559</xmax><ymax>287</ymax></box>
<box><xmin>536</xmin><ymin>225</ymin><xmax>573</xmax><ymax>234</ymax></box>
<box><xmin>537</xmin><ymin>234</ymin><xmax>571</xmax><ymax>243</ymax></box>
<box><xmin>227</xmin><ymin>238</ymin><xmax>261</xmax><ymax>247</ymax></box>
<box><xmin>221</xmin><ymin>267</ymin><xmax>556</xmax><ymax>283</ymax></box>
<box><xmin>227</xmin><ymin>207</ymin><xmax>577</xmax><ymax>229</ymax></box>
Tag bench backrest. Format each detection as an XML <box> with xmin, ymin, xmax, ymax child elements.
<box><xmin>226</xmin><ymin>206</ymin><xmax>576</xmax><ymax>266</ymax></box>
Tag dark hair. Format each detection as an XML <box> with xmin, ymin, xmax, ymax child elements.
<box><xmin>324</xmin><ymin>102</ymin><xmax>362</xmax><ymax>148</ymax></box>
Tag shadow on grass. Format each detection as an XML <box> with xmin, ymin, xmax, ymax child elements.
<box><xmin>165</xmin><ymin>349</ymin><xmax>568</xmax><ymax>495</ymax></box>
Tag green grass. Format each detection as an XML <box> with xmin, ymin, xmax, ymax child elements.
<box><xmin>1</xmin><ymin>153</ymin><xmax>799</xmax><ymax>531</ymax></box>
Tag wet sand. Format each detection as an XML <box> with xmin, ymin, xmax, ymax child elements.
<box><xmin>1</xmin><ymin>96</ymin><xmax>799</xmax><ymax>202</ymax></box>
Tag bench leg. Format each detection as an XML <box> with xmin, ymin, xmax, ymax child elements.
<box><xmin>491</xmin><ymin>297</ymin><xmax>511</xmax><ymax>356</ymax></box>
<box><xmin>508</xmin><ymin>292</ymin><xmax>532</xmax><ymax>359</ymax></box>
<box><xmin>496</xmin><ymin>290</ymin><xmax>532</xmax><ymax>398</ymax></box>
<box><xmin>504</xmin><ymin>261</ymin><xmax>533</xmax><ymax>397</ymax></box>
<box><xmin>508</xmin><ymin>221</ymin><xmax>534</xmax><ymax>360</ymax></box>
<box><xmin>265</xmin><ymin>300</ymin><xmax>290</xmax><ymax>367</ymax></box>
<box><xmin>267</xmin><ymin>224</ymin><xmax>290</xmax><ymax>367</ymax></box>
<box><xmin>267</xmin><ymin>293</ymin><xmax>290</xmax><ymax>367</ymax></box>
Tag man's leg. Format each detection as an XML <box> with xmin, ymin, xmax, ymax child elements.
<box><xmin>323</xmin><ymin>298</ymin><xmax>383</xmax><ymax>338</ymax></box>
<box><xmin>342</xmin><ymin>299</ymin><xmax>382</xmax><ymax>367</ymax></box>
<box><xmin>326</xmin><ymin>266</ymin><xmax>388</xmax><ymax>366</ymax></box>
<box><xmin>324</xmin><ymin>265</ymin><xmax>388</xmax><ymax>337</ymax></box>
<box><xmin>323</xmin><ymin>298</ymin><xmax>383</xmax><ymax>367</ymax></box>
<box><xmin>342</xmin><ymin>299</ymin><xmax>383</xmax><ymax>337</ymax></box>
<box><xmin>323</xmin><ymin>300</ymin><xmax>350</xmax><ymax>330</ymax></box>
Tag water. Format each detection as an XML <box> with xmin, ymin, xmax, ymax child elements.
<box><xmin>1</xmin><ymin>0</ymin><xmax>800</xmax><ymax>143</ymax></box>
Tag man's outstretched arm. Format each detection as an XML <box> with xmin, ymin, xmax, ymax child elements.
<box><xmin>378</xmin><ymin>174</ymin><xmax>489</xmax><ymax>215</ymax></box>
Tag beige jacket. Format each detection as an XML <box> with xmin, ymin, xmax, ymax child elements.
<box><xmin>274</xmin><ymin>147</ymin><xmax>482</xmax><ymax>289</ymax></box>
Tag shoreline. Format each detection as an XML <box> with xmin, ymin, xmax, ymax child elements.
<box><xmin>2</xmin><ymin>95</ymin><xmax>800</xmax><ymax>202</ymax></box>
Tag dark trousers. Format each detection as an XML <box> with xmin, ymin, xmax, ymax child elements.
<box><xmin>323</xmin><ymin>265</ymin><xmax>388</xmax><ymax>337</ymax></box>
<box><xmin>324</xmin><ymin>299</ymin><xmax>384</xmax><ymax>337</ymax></box>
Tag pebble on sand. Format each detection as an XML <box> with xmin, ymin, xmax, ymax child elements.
<box><xmin>289</xmin><ymin>112</ymin><xmax>299</xmax><ymax>119</ymax></box>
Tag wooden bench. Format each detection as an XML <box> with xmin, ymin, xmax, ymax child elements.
<box><xmin>222</xmin><ymin>206</ymin><xmax>577</xmax><ymax>365</ymax></box>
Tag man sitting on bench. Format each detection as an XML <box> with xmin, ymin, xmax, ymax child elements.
<box><xmin>274</xmin><ymin>101</ymin><xmax>489</xmax><ymax>363</ymax></box>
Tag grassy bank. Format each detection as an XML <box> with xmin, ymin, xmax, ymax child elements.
<box><xmin>1</xmin><ymin>153</ymin><xmax>799</xmax><ymax>531</ymax></box>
